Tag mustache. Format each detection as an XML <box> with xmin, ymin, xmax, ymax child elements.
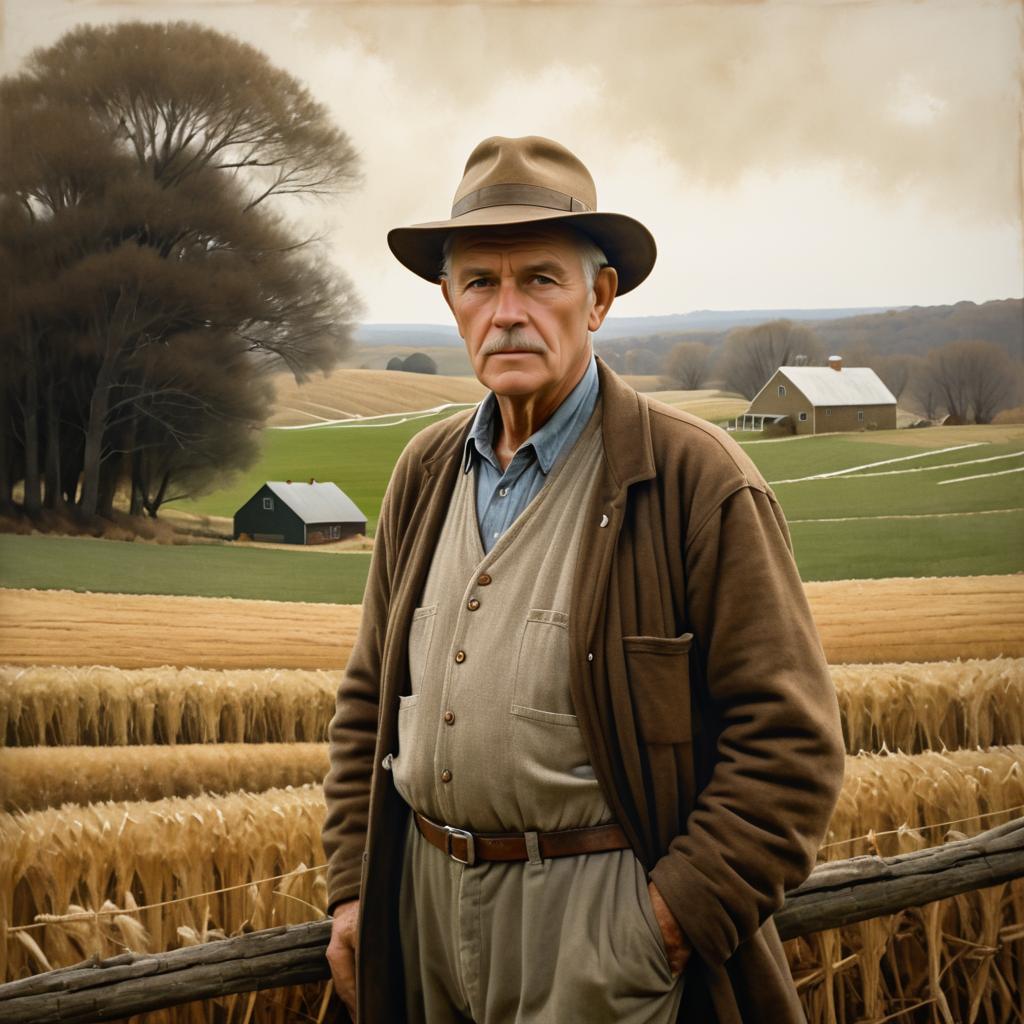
<box><xmin>480</xmin><ymin>329</ymin><xmax>547</xmax><ymax>358</ymax></box>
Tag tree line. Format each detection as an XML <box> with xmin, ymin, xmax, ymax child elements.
<box><xmin>0</xmin><ymin>21</ymin><xmax>363</xmax><ymax>522</ymax></box>
<box><xmin>599</xmin><ymin>319</ymin><xmax>1022</xmax><ymax>423</ymax></box>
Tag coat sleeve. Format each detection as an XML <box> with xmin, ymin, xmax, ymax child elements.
<box><xmin>320</xmin><ymin>466</ymin><xmax>399</xmax><ymax>914</ymax></box>
<box><xmin>647</xmin><ymin>482</ymin><xmax>846</xmax><ymax>969</ymax></box>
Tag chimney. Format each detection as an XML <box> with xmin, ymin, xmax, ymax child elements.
<box><xmin>828</xmin><ymin>355</ymin><xmax>843</xmax><ymax>372</ymax></box>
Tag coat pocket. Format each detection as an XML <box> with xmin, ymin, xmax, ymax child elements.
<box><xmin>622</xmin><ymin>632</ymin><xmax>694</xmax><ymax>744</ymax></box>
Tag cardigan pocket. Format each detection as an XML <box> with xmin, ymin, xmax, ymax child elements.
<box><xmin>390</xmin><ymin>693</ymin><xmax>429</xmax><ymax>812</ymax></box>
<box><xmin>510</xmin><ymin>608</ymin><xmax>577</xmax><ymax>722</ymax></box>
<box><xmin>622</xmin><ymin>632</ymin><xmax>694</xmax><ymax>744</ymax></box>
<box><xmin>407</xmin><ymin>605</ymin><xmax>437</xmax><ymax>696</ymax></box>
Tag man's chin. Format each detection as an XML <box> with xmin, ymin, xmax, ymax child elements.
<box><xmin>477</xmin><ymin>366</ymin><xmax>548</xmax><ymax>396</ymax></box>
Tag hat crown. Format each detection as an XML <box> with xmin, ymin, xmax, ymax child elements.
<box><xmin>452</xmin><ymin>135</ymin><xmax>598</xmax><ymax>215</ymax></box>
<box><xmin>386</xmin><ymin>133</ymin><xmax>656</xmax><ymax>295</ymax></box>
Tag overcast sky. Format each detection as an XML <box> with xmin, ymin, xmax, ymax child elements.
<box><xmin>3</xmin><ymin>0</ymin><xmax>1021</xmax><ymax>324</ymax></box>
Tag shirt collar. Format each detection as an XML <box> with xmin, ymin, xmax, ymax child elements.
<box><xmin>462</xmin><ymin>353</ymin><xmax>599</xmax><ymax>475</ymax></box>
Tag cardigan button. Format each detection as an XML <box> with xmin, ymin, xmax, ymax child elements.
<box><xmin>454</xmin><ymin>650</ymin><xmax>466</xmax><ymax>664</ymax></box>
<box><xmin>441</xmin><ymin>769</ymin><xmax>452</xmax><ymax>783</ymax></box>
<box><xmin>467</xmin><ymin>598</ymin><xmax>480</xmax><ymax>611</ymax></box>
<box><xmin>477</xmin><ymin>573</ymin><xmax>492</xmax><ymax>586</ymax></box>
<box><xmin>444</xmin><ymin>710</ymin><xmax>455</xmax><ymax>725</ymax></box>
<box><xmin>587</xmin><ymin>652</ymin><xmax>594</xmax><ymax>662</ymax></box>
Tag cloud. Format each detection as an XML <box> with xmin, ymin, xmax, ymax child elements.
<box><xmin>294</xmin><ymin>0</ymin><xmax>1021</xmax><ymax>225</ymax></box>
<box><xmin>4</xmin><ymin>0</ymin><xmax>1021</xmax><ymax>317</ymax></box>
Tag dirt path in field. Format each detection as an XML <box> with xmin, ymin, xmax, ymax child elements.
<box><xmin>1</xmin><ymin>576</ymin><xmax>1021</xmax><ymax>668</ymax></box>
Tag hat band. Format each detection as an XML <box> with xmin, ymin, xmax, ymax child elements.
<box><xmin>451</xmin><ymin>182</ymin><xmax>593</xmax><ymax>218</ymax></box>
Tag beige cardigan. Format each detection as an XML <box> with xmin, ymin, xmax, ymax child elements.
<box><xmin>322</xmin><ymin>357</ymin><xmax>846</xmax><ymax>1023</ymax></box>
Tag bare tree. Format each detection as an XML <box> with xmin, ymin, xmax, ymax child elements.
<box><xmin>623</xmin><ymin>347</ymin><xmax>661</xmax><ymax>375</ymax></box>
<box><xmin>718</xmin><ymin>320</ymin><xmax>825</xmax><ymax>399</ymax></box>
<box><xmin>27</xmin><ymin>22</ymin><xmax>361</xmax><ymax>212</ymax></box>
<box><xmin>906</xmin><ymin>356</ymin><xmax>943</xmax><ymax>420</ymax></box>
<box><xmin>663</xmin><ymin>341</ymin><xmax>714</xmax><ymax>390</ymax></box>
<box><xmin>872</xmin><ymin>355</ymin><xmax>913</xmax><ymax>401</ymax></box>
<box><xmin>928</xmin><ymin>339</ymin><xmax>1023</xmax><ymax>423</ymax></box>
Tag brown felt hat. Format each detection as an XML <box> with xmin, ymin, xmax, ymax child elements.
<box><xmin>387</xmin><ymin>135</ymin><xmax>657</xmax><ymax>295</ymax></box>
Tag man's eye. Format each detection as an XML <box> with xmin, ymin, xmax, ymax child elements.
<box><xmin>467</xmin><ymin>278</ymin><xmax>492</xmax><ymax>288</ymax></box>
<box><xmin>532</xmin><ymin>275</ymin><xmax>555</xmax><ymax>285</ymax></box>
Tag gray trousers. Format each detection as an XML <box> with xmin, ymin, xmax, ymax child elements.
<box><xmin>398</xmin><ymin>814</ymin><xmax>685</xmax><ymax>1024</ymax></box>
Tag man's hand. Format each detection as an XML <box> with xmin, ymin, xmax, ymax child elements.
<box><xmin>647</xmin><ymin>880</ymin><xmax>692</xmax><ymax>978</ymax></box>
<box><xmin>326</xmin><ymin>898</ymin><xmax>360</xmax><ymax>1019</ymax></box>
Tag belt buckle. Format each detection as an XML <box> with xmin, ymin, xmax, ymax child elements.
<box><xmin>444</xmin><ymin>825</ymin><xmax>475</xmax><ymax>866</ymax></box>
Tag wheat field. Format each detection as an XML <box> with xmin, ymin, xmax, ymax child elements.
<box><xmin>0</xmin><ymin>743</ymin><xmax>328</xmax><ymax>811</ymax></box>
<box><xmin>2</xmin><ymin>574</ymin><xmax>1023</xmax><ymax>1022</ymax></box>
<box><xmin>834</xmin><ymin>657</ymin><xmax>1024</xmax><ymax>754</ymax></box>
<box><xmin>0</xmin><ymin>665</ymin><xmax>338</xmax><ymax>746</ymax></box>
<box><xmin>3</xmin><ymin>658</ymin><xmax>1022</xmax><ymax>756</ymax></box>
<box><xmin>268</xmin><ymin>368</ymin><xmax>486</xmax><ymax>426</ymax></box>
<box><xmin>2</xmin><ymin>574</ymin><xmax>1022</xmax><ymax>669</ymax></box>
<box><xmin>3</xmin><ymin>747</ymin><xmax>1023</xmax><ymax>1020</ymax></box>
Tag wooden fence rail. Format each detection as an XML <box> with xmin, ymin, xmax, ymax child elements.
<box><xmin>2</xmin><ymin>816</ymin><xmax>1022</xmax><ymax>1024</ymax></box>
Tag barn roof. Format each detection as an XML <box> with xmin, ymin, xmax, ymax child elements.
<box><xmin>264</xmin><ymin>481</ymin><xmax>366</xmax><ymax>524</ymax></box>
<box><xmin>769</xmin><ymin>366</ymin><xmax>897</xmax><ymax>407</ymax></box>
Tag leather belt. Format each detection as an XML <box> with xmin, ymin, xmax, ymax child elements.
<box><xmin>413</xmin><ymin>811</ymin><xmax>630</xmax><ymax>867</ymax></box>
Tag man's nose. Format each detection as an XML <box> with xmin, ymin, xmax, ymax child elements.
<box><xmin>491</xmin><ymin>278</ymin><xmax>528</xmax><ymax>328</ymax></box>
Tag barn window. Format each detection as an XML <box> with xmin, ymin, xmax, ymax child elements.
<box><xmin>857</xmin><ymin>410</ymin><xmax>864</xmax><ymax>421</ymax></box>
<box><xmin>331</xmin><ymin>525</ymin><xmax>340</xmax><ymax>539</ymax></box>
<box><xmin>262</xmin><ymin>496</ymin><xmax>274</xmax><ymax>511</ymax></box>
<box><xmin>825</xmin><ymin>407</ymin><xmax>832</xmax><ymax>415</ymax></box>
<box><xmin>799</xmin><ymin>411</ymin><xmax>808</xmax><ymax>421</ymax></box>
<box><xmin>778</xmin><ymin>385</ymin><xmax>786</xmax><ymax>397</ymax></box>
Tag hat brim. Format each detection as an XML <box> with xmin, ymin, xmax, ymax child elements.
<box><xmin>387</xmin><ymin>205</ymin><xmax>656</xmax><ymax>296</ymax></box>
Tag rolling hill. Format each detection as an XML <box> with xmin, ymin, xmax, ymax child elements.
<box><xmin>269</xmin><ymin>369</ymin><xmax>486</xmax><ymax>425</ymax></box>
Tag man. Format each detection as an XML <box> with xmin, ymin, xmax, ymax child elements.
<box><xmin>322</xmin><ymin>135</ymin><xmax>846</xmax><ymax>1023</ymax></box>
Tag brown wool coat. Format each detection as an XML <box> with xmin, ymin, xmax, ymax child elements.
<box><xmin>321</xmin><ymin>356</ymin><xmax>847</xmax><ymax>1024</ymax></box>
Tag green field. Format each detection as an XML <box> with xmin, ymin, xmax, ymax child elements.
<box><xmin>789</xmin><ymin>509</ymin><xmax>1024</xmax><ymax>580</ymax></box>
<box><xmin>0</xmin><ymin>535</ymin><xmax>371</xmax><ymax>603</ymax></box>
<box><xmin>172</xmin><ymin>407</ymin><xmax>471</xmax><ymax>534</ymax></box>
<box><xmin>4</xmin><ymin>422</ymin><xmax>1021</xmax><ymax>600</ymax></box>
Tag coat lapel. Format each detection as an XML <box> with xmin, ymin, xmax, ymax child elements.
<box><xmin>566</xmin><ymin>358</ymin><xmax>659</xmax><ymax>859</ymax></box>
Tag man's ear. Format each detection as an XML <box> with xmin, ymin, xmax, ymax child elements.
<box><xmin>588</xmin><ymin>266</ymin><xmax>617</xmax><ymax>332</ymax></box>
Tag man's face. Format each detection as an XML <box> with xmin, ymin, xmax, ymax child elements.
<box><xmin>440</xmin><ymin>224</ymin><xmax>616</xmax><ymax>400</ymax></box>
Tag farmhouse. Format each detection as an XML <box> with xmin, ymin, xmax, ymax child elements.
<box><xmin>233</xmin><ymin>479</ymin><xmax>366</xmax><ymax>545</ymax></box>
<box><xmin>738</xmin><ymin>357</ymin><xmax>897</xmax><ymax>435</ymax></box>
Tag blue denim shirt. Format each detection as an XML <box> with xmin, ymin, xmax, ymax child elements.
<box><xmin>461</xmin><ymin>353</ymin><xmax>600</xmax><ymax>554</ymax></box>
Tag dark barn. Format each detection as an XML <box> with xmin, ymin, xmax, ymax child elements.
<box><xmin>233</xmin><ymin>479</ymin><xmax>367</xmax><ymax>545</ymax></box>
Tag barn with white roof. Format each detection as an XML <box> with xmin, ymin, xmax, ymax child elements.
<box><xmin>233</xmin><ymin>479</ymin><xmax>367</xmax><ymax>544</ymax></box>
<box><xmin>738</xmin><ymin>356</ymin><xmax>897</xmax><ymax>435</ymax></box>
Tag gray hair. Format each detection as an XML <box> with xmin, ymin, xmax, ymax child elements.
<box><xmin>440</xmin><ymin>226</ymin><xmax>608</xmax><ymax>293</ymax></box>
